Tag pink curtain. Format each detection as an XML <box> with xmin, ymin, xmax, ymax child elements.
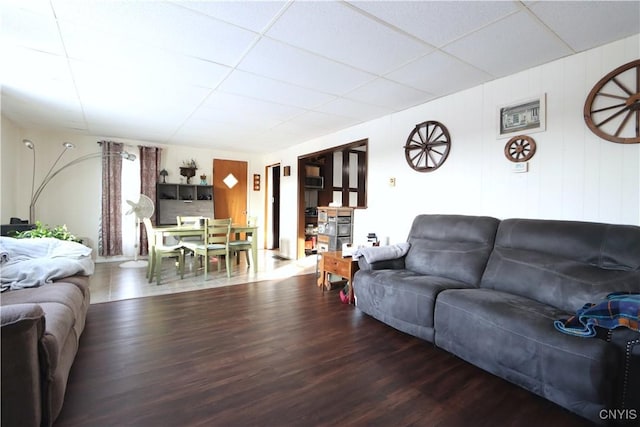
<box><xmin>99</xmin><ymin>141</ymin><xmax>123</xmax><ymax>256</ymax></box>
<box><xmin>138</xmin><ymin>146</ymin><xmax>161</xmax><ymax>256</ymax></box>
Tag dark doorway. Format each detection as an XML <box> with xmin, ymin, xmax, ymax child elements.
<box><xmin>296</xmin><ymin>139</ymin><xmax>368</xmax><ymax>258</ymax></box>
<box><xmin>271</xmin><ymin>165</ymin><xmax>280</xmax><ymax>249</ymax></box>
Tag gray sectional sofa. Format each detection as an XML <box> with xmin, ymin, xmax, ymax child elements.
<box><xmin>1</xmin><ymin>236</ymin><xmax>93</xmax><ymax>427</ymax></box>
<box><xmin>353</xmin><ymin>214</ymin><xmax>640</xmax><ymax>425</ymax></box>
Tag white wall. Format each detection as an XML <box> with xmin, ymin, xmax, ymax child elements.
<box><xmin>0</xmin><ymin>115</ymin><xmax>22</xmax><ymax>221</ymax></box>
<box><xmin>268</xmin><ymin>34</ymin><xmax>640</xmax><ymax>257</ymax></box>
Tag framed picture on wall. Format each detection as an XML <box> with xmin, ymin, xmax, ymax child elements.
<box><xmin>497</xmin><ymin>94</ymin><xmax>546</xmax><ymax>138</ymax></box>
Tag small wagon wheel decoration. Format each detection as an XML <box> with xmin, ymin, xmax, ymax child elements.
<box><xmin>584</xmin><ymin>59</ymin><xmax>640</xmax><ymax>144</ymax></box>
<box><xmin>404</xmin><ymin>120</ymin><xmax>451</xmax><ymax>172</ymax></box>
<box><xmin>504</xmin><ymin>135</ymin><xmax>536</xmax><ymax>162</ymax></box>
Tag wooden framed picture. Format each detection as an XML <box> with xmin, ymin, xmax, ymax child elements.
<box><xmin>498</xmin><ymin>94</ymin><xmax>546</xmax><ymax>138</ymax></box>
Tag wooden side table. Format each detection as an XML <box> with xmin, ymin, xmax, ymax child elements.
<box><xmin>317</xmin><ymin>251</ymin><xmax>359</xmax><ymax>304</ymax></box>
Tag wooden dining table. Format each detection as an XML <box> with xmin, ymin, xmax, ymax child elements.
<box><xmin>153</xmin><ymin>223</ymin><xmax>259</xmax><ymax>273</ymax></box>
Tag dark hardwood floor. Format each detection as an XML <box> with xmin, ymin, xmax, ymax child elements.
<box><xmin>56</xmin><ymin>274</ymin><xmax>594</xmax><ymax>427</ymax></box>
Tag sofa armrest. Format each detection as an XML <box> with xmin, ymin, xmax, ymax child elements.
<box><xmin>1</xmin><ymin>303</ymin><xmax>45</xmax><ymax>427</ymax></box>
<box><xmin>357</xmin><ymin>256</ymin><xmax>406</xmax><ymax>271</ymax></box>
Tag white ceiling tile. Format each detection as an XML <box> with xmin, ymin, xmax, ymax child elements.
<box><xmin>528</xmin><ymin>1</ymin><xmax>640</xmax><ymax>52</ymax></box>
<box><xmin>0</xmin><ymin>3</ymin><xmax>65</xmax><ymax>55</ymax></box>
<box><xmin>51</xmin><ymin>0</ymin><xmax>258</xmax><ymax>66</ymax></box>
<box><xmin>313</xmin><ymin>98</ymin><xmax>393</xmax><ymax>121</ymax></box>
<box><xmin>198</xmin><ymin>92</ymin><xmax>304</xmax><ymax>124</ymax></box>
<box><xmin>238</xmin><ymin>38</ymin><xmax>376</xmax><ymax>95</ymax></box>
<box><xmin>218</xmin><ymin>70</ymin><xmax>336</xmax><ymax>109</ymax></box>
<box><xmin>271</xmin><ymin>117</ymin><xmax>337</xmax><ymax>140</ymax></box>
<box><xmin>1</xmin><ymin>0</ymin><xmax>54</xmax><ymax>15</ymax></box>
<box><xmin>349</xmin><ymin>1</ymin><xmax>520</xmax><ymax>47</ymax></box>
<box><xmin>71</xmin><ymin>60</ymin><xmax>210</xmax><ymax>108</ymax></box>
<box><xmin>2</xmin><ymin>47</ymin><xmax>81</xmax><ymax>112</ymax></box>
<box><xmin>266</xmin><ymin>1</ymin><xmax>432</xmax><ymax>74</ymax></box>
<box><xmin>386</xmin><ymin>51</ymin><xmax>492</xmax><ymax>96</ymax></box>
<box><xmin>281</xmin><ymin>111</ymin><xmax>359</xmax><ymax>132</ymax></box>
<box><xmin>2</xmin><ymin>88</ymin><xmax>86</xmax><ymax>132</ymax></box>
<box><xmin>173</xmin><ymin>0</ymin><xmax>288</xmax><ymax>32</ymax></box>
<box><xmin>345</xmin><ymin>78</ymin><xmax>434</xmax><ymax>111</ymax></box>
<box><xmin>170</xmin><ymin>123</ymin><xmax>271</xmax><ymax>152</ymax></box>
<box><xmin>443</xmin><ymin>11</ymin><xmax>574</xmax><ymax>77</ymax></box>
<box><xmin>60</xmin><ymin>22</ymin><xmax>231</xmax><ymax>90</ymax></box>
<box><xmin>71</xmin><ymin>60</ymin><xmax>211</xmax><ymax>138</ymax></box>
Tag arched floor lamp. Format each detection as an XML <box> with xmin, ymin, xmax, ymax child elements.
<box><xmin>23</xmin><ymin>139</ymin><xmax>142</xmax><ymax>267</ymax></box>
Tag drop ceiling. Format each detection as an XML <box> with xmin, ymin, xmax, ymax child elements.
<box><xmin>2</xmin><ymin>1</ymin><xmax>639</xmax><ymax>153</ymax></box>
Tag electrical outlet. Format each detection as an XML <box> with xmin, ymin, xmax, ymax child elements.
<box><xmin>389</xmin><ymin>177</ymin><xmax>396</xmax><ymax>187</ymax></box>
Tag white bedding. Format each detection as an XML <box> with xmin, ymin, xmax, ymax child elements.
<box><xmin>0</xmin><ymin>236</ymin><xmax>94</xmax><ymax>289</ymax></box>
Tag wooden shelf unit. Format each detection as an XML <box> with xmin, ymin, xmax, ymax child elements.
<box><xmin>156</xmin><ymin>183</ymin><xmax>213</xmax><ymax>225</ymax></box>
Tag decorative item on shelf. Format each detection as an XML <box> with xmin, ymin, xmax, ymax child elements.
<box><xmin>159</xmin><ymin>169</ymin><xmax>168</xmax><ymax>183</ymax></box>
<box><xmin>504</xmin><ymin>135</ymin><xmax>536</xmax><ymax>162</ymax></box>
<box><xmin>403</xmin><ymin>120</ymin><xmax>451</xmax><ymax>172</ymax></box>
<box><xmin>253</xmin><ymin>174</ymin><xmax>261</xmax><ymax>191</ymax></box>
<box><xmin>199</xmin><ymin>174</ymin><xmax>207</xmax><ymax>185</ymax></box>
<box><xmin>179</xmin><ymin>159</ymin><xmax>197</xmax><ymax>184</ymax></box>
<box><xmin>584</xmin><ymin>59</ymin><xmax>640</xmax><ymax>144</ymax></box>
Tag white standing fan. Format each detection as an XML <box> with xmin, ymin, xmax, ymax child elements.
<box><xmin>120</xmin><ymin>194</ymin><xmax>155</xmax><ymax>269</ymax></box>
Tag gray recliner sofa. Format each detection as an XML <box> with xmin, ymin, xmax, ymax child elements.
<box><xmin>1</xmin><ymin>235</ymin><xmax>93</xmax><ymax>427</ymax></box>
<box><xmin>353</xmin><ymin>214</ymin><xmax>640</xmax><ymax>425</ymax></box>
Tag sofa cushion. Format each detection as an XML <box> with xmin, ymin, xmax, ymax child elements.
<box><xmin>434</xmin><ymin>288</ymin><xmax>619</xmax><ymax>422</ymax></box>
<box><xmin>353</xmin><ymin>269</ymin><xmax>471</xmax><ymax>342</ymax></box>
<box><xmin>1</xmin><ymin>281</ymin><xmax>86</xmax><ymax>311</ymax></box>
<box><xmin>404</xmin><ymin>215</ymin><xmax>499</xmax><ymax>286</ymax></box>
<box><xmin>1</xmin><ymin>277</ymin><xmax>89</xmax><ymax>336</ymax></box>
<box><xmin>480</xmin><ymin>219</ymin><xmax>640</xmax><ymax>313</ymax></box>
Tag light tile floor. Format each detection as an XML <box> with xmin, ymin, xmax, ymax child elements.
<box><xmin>90</xmin><ymin>250</ymin><xmax>319</xmax><ymax>304</ymax></box>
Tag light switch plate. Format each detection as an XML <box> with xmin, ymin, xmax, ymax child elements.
<box><xmin>512</xmin><ymin>162</ymin><xmax>528</xmax><ymax>173</ymax></box>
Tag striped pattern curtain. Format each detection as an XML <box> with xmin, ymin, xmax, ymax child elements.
<box><xmin>138</xmin><ymin>146</ymin><xmax>161</xmax><ymax>256</ymax></box>
<box><xmin>99</xmin><ymin>141</ymin><xmax>123</xmax><ymax>256</ymax></box>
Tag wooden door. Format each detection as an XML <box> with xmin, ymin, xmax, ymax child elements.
<box><xmin>212</xmin><ymin>159</ymin><xmax>247</xmax><ymax>224</ymax></box>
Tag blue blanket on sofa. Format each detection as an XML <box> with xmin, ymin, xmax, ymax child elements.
<box><xmin>554</xmin><ymin>292</ymin><xmax>640</xmax><ymax>337</ymax></box>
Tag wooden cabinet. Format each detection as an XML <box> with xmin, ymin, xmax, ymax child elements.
<box><xmin>317</xmin><ymin>207</ymin><xmax>353</xmax><ymax>252</ymax></box>
<box><xmin>318</xmin><ymin>251</ymin><xmax>359</xmax><ymax>304</ymax></box>
<box><xmin>156</xmin><ymin>183</ymin><xmax>213</xmax><ymax>225</ymax></box>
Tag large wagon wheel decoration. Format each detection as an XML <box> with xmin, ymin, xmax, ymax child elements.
<box><xmin>404</xmin><ymin>120</ymin><xmax>451</xmax><ymax>172</ymax></box>
<box><xmin>584</xmin><ymin>59</ymin><xmax>640</xmax><ymax>144</ymax></box>
<box><xmin>504</xmin><ymin>135</ymin><xmax>536</xmax><ymax>162</ymax></box>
